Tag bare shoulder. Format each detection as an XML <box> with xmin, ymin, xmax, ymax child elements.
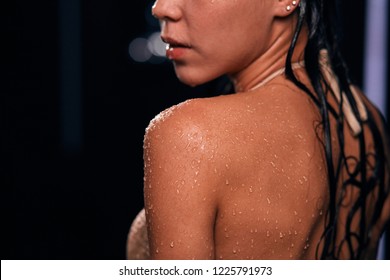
<box><xmin>144</xmin><ymin>82</ymin><xmax>321</xmax><ymax>160</ymax></box>
<box><xmin>145</xmin><ymin>98</ymin><xmax>215</xmax><ymax>136</ymax></box>
<box><xmin>144</xmin><ymin>97</ymin><xmax>223</xmax><ymax>153</ymax></box>
<box><xmin>145</xmin><ymin>80</ymin><xmax>316</xmax><ymax>136</ymax></box>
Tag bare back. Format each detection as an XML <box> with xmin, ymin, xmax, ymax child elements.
<box><xmin>212</xmin><ymin>74</ymin><xmax>390</xmax><ymax>259</ymax></box>
<box><xmin>211</xmin><ymin>76</ymin><xmax>328</xmax><ymax>259</ymax></box>
<box><xmin>140</xmin><ymin>70</ymin><xmax>390</xmax><ymax>260</ymax></box>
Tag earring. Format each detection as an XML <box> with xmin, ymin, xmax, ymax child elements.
<box><xmin>292</xmin><ymin>1</ymin><xmax>297</xmax><ymax>6</ymax></box>
<box><xmin>286</xmin><ymin>5</ymin><xmax>291</xmax><ymax>11</ymax></box>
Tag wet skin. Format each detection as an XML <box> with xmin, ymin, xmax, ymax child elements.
<box><xmin>126</xmin><ymin>0</ymin><xmax>390</xmax><ymax>259</ymax></box>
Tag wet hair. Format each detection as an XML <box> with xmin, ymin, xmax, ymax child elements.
<box><xmin>285</xmin><ymin>0</ymin><xmax>390</xmax><ymax>259</ymax></box>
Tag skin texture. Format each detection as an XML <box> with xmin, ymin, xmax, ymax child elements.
<box><xmin>126</xmin><ymin>0</ymin><xmax>390</xmax><ymax>259</ymax></box>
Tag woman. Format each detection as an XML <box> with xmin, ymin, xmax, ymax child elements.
<box><xmin>127</xmin><ymin>0</ymin><xmax>390</xmax><ymax>259</ymax></box>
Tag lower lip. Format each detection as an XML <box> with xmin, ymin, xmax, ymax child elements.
<box><xmin>166</xmin><ymin>46</ymin><xmax>188</xmax><ymax>60</ymax></box>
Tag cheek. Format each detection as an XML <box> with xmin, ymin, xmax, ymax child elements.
<box><xmin>195</xmin><ymin>15</ymin><xmax>245</xmax><ymax>60</ymax></box>
<box><xmin>203</xmin><ymin>23</ymin><xmax>259</xmax><ymax>73</ymax></box>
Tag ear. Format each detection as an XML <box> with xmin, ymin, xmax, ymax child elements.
<box><xmin>273</xmin><ymin>0</ymin><xmax>300</xmax><ymax>17</ymax></box>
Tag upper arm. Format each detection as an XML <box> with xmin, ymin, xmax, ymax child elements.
<box><xmin>143</xmin><ymin>103</ymin><xmax>220</xmax><ymax>259</ymax></box>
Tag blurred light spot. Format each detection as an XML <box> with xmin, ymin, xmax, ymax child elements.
<box><xmin>129</xmin><ymin>37</ymin><xmax>152</xmax><ymax>62</ymax></box>
<box><xmin>147</xmin><ymin>32</ymin><xmax>167</xmax><ymax>57</ymax></box>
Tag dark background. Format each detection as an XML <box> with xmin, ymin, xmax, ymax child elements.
<box><xmin>2</xmin><ymin>0</ymin><xmax>389</xmax><ymax>259</ymax></box>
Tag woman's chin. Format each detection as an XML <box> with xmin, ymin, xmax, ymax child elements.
<box><xmin>176</xmin><ymin>72</ymin><xmax>216</xmax><ymax>88</ymax></box>
<box><xmin>176</xmin><ymin>75</ymin><xmax>203</xmax><ymax>88</ymax></box>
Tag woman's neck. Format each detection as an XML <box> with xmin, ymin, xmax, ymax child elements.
<box><xmin>231</xmin><ymin>19</ymin><xmax>308</xmax><ymax>93</ymax></box>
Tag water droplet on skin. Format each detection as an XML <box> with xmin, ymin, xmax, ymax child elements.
<box><xmin>155</xmin><ymin>248</ymin><xmax>159</xmax><ymax>254</ymax></box>
<box><xmin>306</xmin><ymin>152</ymin><xmax>311</xmax><ymax>157</ymax></box>
<box><xmin>170</xmin><ymin>241</ymin><xmax>174</xmax><ymax>248</ymax></box>
<box><xmin>225</xmin><ymin>179</ymin><xmax>229</xmax><ymax>185</ymax></box>
<box><xmin>294</xmin><ymin>230</ymin><xmax>298</xmax><ymax>235</ymax></box>
<box><xmin>279</xmin><ymin>232</ymin><xmax>284</xmax><ymax>239</ymax></box>
<box><xmin>232</xmin><ymin>248</ymin><xmax>238</xmax><ymax>254</ymax></box>
<box><xmin>294</xmin><ymin>211</ymin><xmax>298</xmax><ymax>216</ymax></box>
<box><xmin>319</xmin><ymin>210</ymin><xmax>323</xmax><ymax>216</ymax></box>
<box><xmin>291</xmin><ymin>243</ymin><xmax>294</xmax><ymax>248</ymax></box>
<box><xmin>303</xmin><ymin>175</ymin><xmax>308</xmax><ymax>182</ymax></box>
<box><xmin>298</xmin><ymin>179</ymin><xmax>303</xmax><ymax>185</ymax></box>
<box><xmin>298</xmin><ymin>218</ymin><xmax>302</xmax><ymax>223</ymax></box>
<box><xmin>266</xmin><ymin>231</ymin><xmax>270</xmax><ymax>237</ymax></box>
<box><xmin>270</xmin><ymin>161</ymin><xmax>276</xmax><ymax>167</ymax></box>
<box><xmin>249</xmin><ymin>186</ymin><xmax>253</xmax><ymax>193</ymax></box>
<box><xmin>267</xmin><ymin>197</ymin><xmax>271</xmax><ymax>204</ymax></box>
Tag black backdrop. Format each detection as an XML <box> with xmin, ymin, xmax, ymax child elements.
<box><xmin>2</xmin><ymin>0</ymin><xmax>389</xmax><ymax>259</ymax></box>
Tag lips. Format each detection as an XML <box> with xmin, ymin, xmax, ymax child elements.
<box><xmin>161</xmin><ymin>36</ymin><xmax>191</xmax><ymax>60</ymax></box>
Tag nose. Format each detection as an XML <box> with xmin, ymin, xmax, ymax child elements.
<box><xmin>151</xmin><ymin>0</ymin><xmax>182</xmax><ymax>22</ymax></box>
